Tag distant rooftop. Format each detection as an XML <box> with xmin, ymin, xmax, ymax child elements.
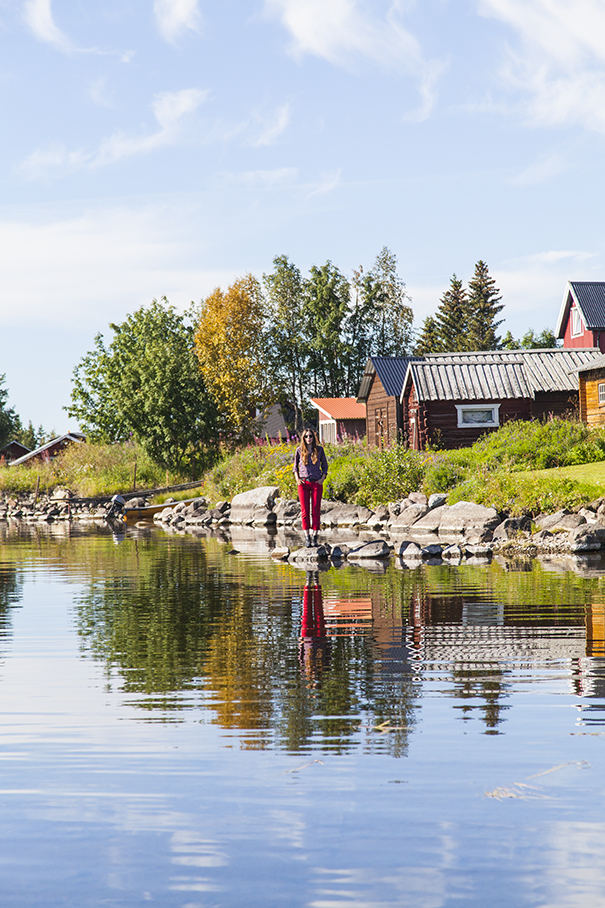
<box><xmin>310</xmin><ymin>398</ymin><xmax>366</xmax><ymax>420</ymax></box>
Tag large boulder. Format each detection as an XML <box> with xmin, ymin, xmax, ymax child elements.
<box><xmin>535</xmin><ymin>510</ymin><xmax>586</xmax><ymax>532</ymax></box>
<box><xmin>438</xmin><ymin>501</ymin><xmax>500</xmax><ymax>535</ymax></box>
<box><xmin>388</xmin><ymin>503</ymin><xmax>429</xmax><ymax>530</ymax></box>
<box><xmin>321</xmin><ymin>504</ymin><xmax>374</xmax><ymax>527</ymax></box>
<box><xmin>230</xmin><ymin>486</ymin><xmax>280</xmax><ymax>525</ymax></box>
<box><xmin>347</xmin><ymin>540</ymin><xmax>391</xmax><ymax>559</ymax></box>
<box><xmin>406</xmin><ymin>505</ymin><xmax>448</xmax><ymax>535</ymax></box>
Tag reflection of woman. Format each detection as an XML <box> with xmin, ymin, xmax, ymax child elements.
<box><xmin>299</xmin><ymin>572</ymin><xmax>330</xmax><ymax>682</ymax></box>
<box><xmin>293</xmin><ymin>428</ymin><xmax>328</xmax><ymax>547</ymax></box>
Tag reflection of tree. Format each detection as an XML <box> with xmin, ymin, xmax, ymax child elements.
<box><xmin>452</xmin><ymin>666</ymin><xmax>510</xmax><ymax>733</ymax></box>
<box><xmin>0</xmin><ymin>562</ymin><xmax>23</xmax><ymax>639</ymax></box>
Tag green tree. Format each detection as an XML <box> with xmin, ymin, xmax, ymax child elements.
<box><xmin>263</xmin><ymin>255</ymin><xmax>308</xmax><ymax>432</ymax></box>
<box><xmin>500</xmin><ymin>327</ymin><xmax>558</xmax><ymax>350</ymax></box>
<box><xmin>466</xmin><ymin>260</ymin><xmax>503</xmax><ymax>350</ymax></box>
<box><xmin>434</xmin><ymin>274</ymin><xmax>468</xmax><ymax>352</ymax></box>
<box><xmin>67</xmin><ymin>298</ymin><xmax>218</xmax><ymax>469</ymax></box>
<box><xmin>346</xmin><ymin>247</ymin><xmax>414</xmax><ymax>394</ymax></box>
<box><xmin>0</xmin><ymin>376</ymin><xmax>22</xmax><ymax>449</ymax></box>
<box><xmin>305</xmin><ymin>261</ymin><xmax>350</xmax><ymax>397</ymax></box>
<box><xmin>414</xmin><ymin>316</ymin><xmax>440</xmax><ymax>355</ymax></box>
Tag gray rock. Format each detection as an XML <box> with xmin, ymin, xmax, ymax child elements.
<box><xmin>274</xmin><ymin>499</ymin><xmax>301</xmax><ymax>523</ymax></box>
<box><xmin>395</xmin><ymin>540</ymin><xmax>423</xmax><ymax>558</ymax></box>
<box><xmin>428</xmin><ymin>493</ymin><xmax>447</xmax><ymax>510</ymax></box>
<box><xmin>492</xmin><ymin>516</ymin><xmax>532</xmax><ymax>542</ymax></box>
<box><xmin>270</xmin><ymin>547</ymin><xmax>290</xmax><ymax>560</ymax></box>
<box><xmin>532</xmin><ymin>529</ymin><xmax>554</xmax><ymax>543</ymax></box>
<box><xmin>289</xmin><ymin>545</ymin><xmax>329</xmax><ymax>564</ymax></box>
<box><xmin>406</xmin><ymin>505</ymin><xmax>448</xmax><ymax>535</ymax></box>
<box><xmin>373</xmin><ymin>505</ymin><xmax>389</xmax><ymax>521</ymax></box>
<box><xmin>388</xmin><ymin>502</ymin><xmax>401</xmax><ymax>518</ymax></box>
<box><xmin>347</xmin><ymin>540</ymin><xmax>391</xmax><ymax>559</ymax></box>
<box><xmin>536</xmin><ymin>510</ymin><xmax>586</xmax><ymax>532</ymax></box>
<box><xmin>408</xmin><ymin>491</ymin><xmax>428</xmax><ymax>505</ymax></box>
<box><xmin>570</xmin><ymin>533</ymin><xmax>602</xmax><ymax>553</ymax></box>
<box><xmin>389</xmin><ymin>503</ymin><xmax>429</xmax><ymax>530</ymax></box>
<box><xmin>421</xmin><ymin>544</ymin><xmax>444</xmax><ymax>558</ymax></box>
<box><xmin>125</xmin><ymin>497</ymin><xmax>147</xmax><ymax>509</ymax></box>
<box><xmin>442</xmin><ymin>543</ymin><xmax>465</xmax><ymax>559</ymax></box>
<box><xmin>438</xmin><ymin>501</ymin><xmax>500</xmax><ymax>534</ymax></box>
<box><xmin>464</xmin><ymin>544</ymin><xmax>493</xmax><ymax>558</ymax></box>
<box><xmin>231</xmin><ymin>486</ymin><xmax>279</xmax><ymax>510</ymax></box>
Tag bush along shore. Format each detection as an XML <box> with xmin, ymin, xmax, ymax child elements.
<box><xmin>151</xmin><ymin>485</ymin><xmax>605</xmax><ymax>567</ymax></box>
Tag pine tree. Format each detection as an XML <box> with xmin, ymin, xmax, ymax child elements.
<box><xmin>434</xmin><ymin>274</ymin><xmax>468</xmax><ymax>352</ymax></box>
<box><xmin>415</xmin><ymin>316</ymin><xmax>440</xmax><ymax>354</ymax></box>
<box><xmin>466</xmin><ymin>260</ymin><xmax>503</xmax><ymax>351</ymax></box>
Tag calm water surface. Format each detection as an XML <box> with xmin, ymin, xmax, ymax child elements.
<box><xmin>1</xmin><ymin>522</ymin><xmax>605</xmax><ymax>907</ymax></box>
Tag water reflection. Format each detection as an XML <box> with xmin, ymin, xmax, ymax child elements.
<box><xmin>299</xmin><ymin>571</ymin><xmax>330</xmax><ymax>683</ymax></box>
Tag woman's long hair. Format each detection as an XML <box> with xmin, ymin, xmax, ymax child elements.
<box><xmin>300</xmin><ymin>429</ymin><xmax>320</xmax><ymax>465</ymax></box>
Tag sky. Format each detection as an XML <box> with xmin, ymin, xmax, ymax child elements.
<box><xmin>2</xmin><ymin>0</ymin><xmax>605</xmax><ymax>431</ymax></box>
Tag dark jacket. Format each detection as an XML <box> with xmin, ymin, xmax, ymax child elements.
<box><xmin>294</xmin><ymin>445</ymin><xmax>328</xmax><ymax>483</ymax></box>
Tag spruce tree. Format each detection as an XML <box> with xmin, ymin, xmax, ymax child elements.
<box><xmin>434</xmin><ymin>274</ymin><xmax>468</xmax><ymax>352</ymax></box>
<box><xmin>415</xmin><ymin>316</ymin><xmax>441</xmax><ymax>354</ymax></box>
<box><xmin>466</xmin><ymin>260</ymin><xmax>503</xmax><ymax>351</ymax></box>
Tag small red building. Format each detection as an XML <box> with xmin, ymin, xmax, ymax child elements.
<box><xmin>9</xmin><ymin>433</ymin><xmax>86</xmax><ymax>466</ymax></box>
<box><xmin>556</xmin><ymin>281</ymin><xmax>605</xmax><ymax>352</ymax></box>
<box><xmin>310</xmin><ymin>398</ymin><xmax>366</xmax><ymax>444</ymax></box>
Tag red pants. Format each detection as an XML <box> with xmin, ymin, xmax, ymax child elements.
<box><xmin>298</xmin><ymin>481</ymin><xmax>323</xmax><ymax>531</ymax></box>
<box><xmin>301</xmin><ymin>584</ymin><xmax>326</xmax><ymax>637</ymax></box>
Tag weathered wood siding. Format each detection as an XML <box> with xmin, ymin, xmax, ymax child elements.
<box><xmin>366</xmin><ymin>375</ymin><xmax>401</xmax><ymax>447</ymax></box>
<box><xmin>338</xmin><ymin>418</ymin><xmax>366</xmax><ymax>440</ymax></box>
<box><xmin>405</xmin><ymin>391</ymin><xmax>533</xmax><ymax>450</ymax></box>
<box><xmin>532</xmin><ymin>391</ymin><xmax>579</xmax><ymax>421</ymax></box>
<box><xmin>579</xmin><ymin>368</ymin><xmax>605</xmax><ymax>426</ymax></box>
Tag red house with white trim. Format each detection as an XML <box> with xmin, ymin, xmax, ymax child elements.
<box><xmin>310</xmin><ymin>398</ymin><xmax>366</xmax><ymax>444</ymax></box>
<box><xmin>556</xmin><ymin>281</ymin><xmax>605</xmax><ymax>351</ymax></box>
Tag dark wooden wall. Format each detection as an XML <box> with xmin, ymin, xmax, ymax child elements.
<box><xmin>532</xmin><ymin>391</ymin><xmax>579</xmax><ymax>420</ymax></box>
<box><xmin>366</xmin><ymin>376</ymin><xmax>401</xmax><ymax>447</ymax></box>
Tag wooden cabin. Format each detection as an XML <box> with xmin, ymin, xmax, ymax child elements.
<box><xmin>310</xmin><ymin>398</ymin><xmax>366</xmax><ymax>444</ymax></box>
<box><xmin>576</xmin><ymin>354</ymin><xmax>605</xmax><ymax>426</ymax></box>
<box><xmin>402</xmin><ymin>349</ymin><xmax>602</xmax><ymax>451</ymax></box>
<box><xmin>9</xmin><ymin>432</ymin><xmax>86</xmax><ymax>466</ymax></box>
<box><xmin>556</xmin><ymin>281</ymin><xmax>605</xmax><ymax>352</ymax></box>
<box><xmin>0</xmin><ymin>440</ymin><xmax>31</xmax><ymax>464</ymax></box>
<box><xmin>356</xmin><ymin>357</ymin><xmax>419</xmax><ymax>447</ymax></box>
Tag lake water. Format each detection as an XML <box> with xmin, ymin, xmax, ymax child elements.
<box><xmin>2</xmin><ymin>522</ymin><xmax>605</xmax><ymax>907</ymax></box>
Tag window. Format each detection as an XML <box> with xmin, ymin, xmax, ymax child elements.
<box><xmin>599</xmin><ymin>383</ymin><xmax>605</xmax><ymax>405</ymax></box>
<box><xmin>455</xmin><ymin>404</ymin><xmax>500</xmax><ymax>428</ymax></box>
<box><xmin>571</xmin><ymin>307</ymin><xmax>583</xmax><ymax>337</ymax></box>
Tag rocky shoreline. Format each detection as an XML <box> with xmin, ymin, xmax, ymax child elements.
<box><xmin>3</xmin><ymin>484</ymin><xmax>605</xmax><ymax>569</ymax></box>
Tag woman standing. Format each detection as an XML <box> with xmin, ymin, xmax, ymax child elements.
<box><xmin>293</xmin><ymin>428</ymin><xmax>328</xmax><ymax>547</ymax></box>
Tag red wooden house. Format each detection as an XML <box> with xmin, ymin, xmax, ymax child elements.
<box><xmin>556</xmin><ymin>281</ymin><xmax>605</xmax><ymax>351</ymax></box>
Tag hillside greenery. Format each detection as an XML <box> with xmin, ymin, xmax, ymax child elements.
<box><xmin>2</xmin><ymin>417</ymin><xmax>605</xmax><ymax>516</ymax></box>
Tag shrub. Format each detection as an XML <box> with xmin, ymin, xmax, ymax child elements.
<box><xmin>355</xmin><ymin>447</ymin><xmax>426</xmax><ymax>508</ymax></box>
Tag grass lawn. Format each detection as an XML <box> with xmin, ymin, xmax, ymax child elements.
<box><xmin>519</xmin><ymin>460</ymin><xmax>605</xmax><ymax>490</ymax></box>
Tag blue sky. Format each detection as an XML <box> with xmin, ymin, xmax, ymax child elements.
<box><xmin>1</xmin><ymin>0</ymin><xmax>605</xmax><ymax>431</ymax></box>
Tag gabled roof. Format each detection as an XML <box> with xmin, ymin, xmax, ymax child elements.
<box><xmin>425</xmin><ymin>348</ymin><xmax>601</xmax><ymax>393</ymax></box>
<box><xmin>9</xmin><ymin>432</ymin><xmax>85</xmax><ymax>466</ymax></box>
<box><xmin>310</xmin><ymin>398</ymin><xmax>366</xmax><ymax>420</ymax></box>
<box><xmin>556</xmin><ymin>281</ymin><xmax>605</xmax><ymax>338</ymax></box>
<box><xmin>404</xmin><ymin>359</ymin><xmax>532</xmax><ymax>402</ymax></box>
<box><xmin>357</xmin><ymin>356</ymin><xmax>421</xmax><ymax>402</ymax></box>
<box><xmin>403</xmin><ymin>348</ymin><xmax>603</xmax><ymax>403</ymax></box>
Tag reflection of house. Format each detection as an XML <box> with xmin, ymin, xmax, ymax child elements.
<box><xmin>310</xmin><ymin>398</ymin><xmax>366</xmax><ymax>444</ymax></box>
<box><xmin>401</xmin><ymin>349</ymin><xmax>601</xmax><ymax>451</ymax></box>
<box><xmin>556</xmin><ymin>281</ymin><xmax>605</xmax><ymax>352</ymax></box>
<box><xmin>357</xmin><ymin>356</ymin><xmax>419</xmax><ymax>447</ymax></box>
<box><xmin>9</xmin><ymin>432</ymin><xmax>86</xmax><ymax>466</ymax></box>
<box><xmin>0</xmin><ymin>440</ymin><xmax>31</xmax><ymax>464</ymax></box>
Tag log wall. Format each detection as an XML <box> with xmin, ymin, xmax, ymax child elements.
<box><xmin>579</xmin><ymin>369</ymin><xmax>605</xmax><ymax>426</ymax></box>
<box><xmin>366</xmin><ymin>377</ymin><xmax>401</xmax><ymax>447</ymax></box>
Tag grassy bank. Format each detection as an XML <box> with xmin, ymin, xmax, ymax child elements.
<box><xmin>4</xmin><ymin>417</ymin><xmax>605</xmax><ymax>516</ymax></box>
<box><xmin>0</xmin><ymin>441</ymin><xmax>190</xmax><ymax>498</ymax></box>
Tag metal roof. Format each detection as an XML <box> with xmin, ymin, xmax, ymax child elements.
<box><xmin>406</xmin><ymin>359</ymin><xmax>533</xmax><ymax>402</ymax></box>
<box><xmin>357</xmin><ymin>356</ymin><xmax>420</xmax><ymax>402</ymax></box>
<box><xmin>556</xmin><ymin>281</ymin><xmax>605</xmax><ymax>337</ymax></box>
<box><xmin>9</xmin><ymin>432</ymin><xmax>86</xmax><ymax>466</ymax></box>
<box><xmin>404</xmin><ymin>348</ymin><xmax>603</xmax><ymax>402</ymax></box>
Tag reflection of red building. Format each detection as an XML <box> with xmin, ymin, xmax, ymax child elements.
<box><xmin>322</xmin><ymin>597</ymin><xmax>373</xmax><ymax>635</ymax></box>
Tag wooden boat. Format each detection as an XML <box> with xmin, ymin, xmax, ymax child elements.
<box><xmin>123</xmin><ymin>497</ymin><xmax>199</xmax><ymax>523</ymax></box>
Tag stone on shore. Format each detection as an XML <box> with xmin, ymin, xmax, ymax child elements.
<box><xmin>438</xmin><ymin>501</ymin><xmax>500</xmax><ymax>534</ymax></box>
<box><xmin>347</xmin><ymin>540</ymin><xmax>391</xmax><ymax>560</ymax></box>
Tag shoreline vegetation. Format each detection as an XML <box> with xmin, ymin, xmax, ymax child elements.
<box><xmin>1</xmin><ymin>417</ymin><xmax>605</xmax><ymax>517</ymax></box>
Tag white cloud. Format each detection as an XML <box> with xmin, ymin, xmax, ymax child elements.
<box><xmin>154</xmin><ymin>0</ymin><xmax>202</xmax><ymax>43</ymax></box>
<box><xmin>248</xmin><ymin>104</ymin><xmax>290</xmax><ymax>147</ymax></box>
<box><xmin>266</xmin><ymin>0</ymin><xmax>445</xmax><ymax>115</ymax></box>
<box><xmin>306</xmin><ymin>168</ymin><xmax>342</xmax><ymax>198</ymax></box>
<box><xmin>18</xmin><ymin>88</ymin><xmax>208</xmax><ymax>180</ymax></box>
<box><xmin>23</xmin><ymin>0</ymin><xmax>71</xmax><ymax>52</ymax></box>
<box><xmin>213</xmin><ymin>168</ymin><xmax>298</xmax><ymax>188</ymax></box>
<box><xmin>478</xmin><ymin>0</ymin><xmax>605</xmax><ymax>132</ymax></box>
<box><xmin>510</xmin><ymin>152</ymin><xmax>569</xmax><ymax>186</ymax></box>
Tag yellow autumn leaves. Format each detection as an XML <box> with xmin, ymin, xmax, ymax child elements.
<box><xmin>194</xmin><ymin>275</ymin><xmax>271</xmax><ymax>439</ymax></box>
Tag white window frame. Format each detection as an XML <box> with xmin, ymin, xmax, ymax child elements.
<box><xmin>571</xmin><ymin>307</ymin><xmax>584</xmax><ymax>337</ymax></box>
<box><xmin>455</xmin><ymin>403</ymin><xmax>501</xmax><ymax>428</ymax></box>
<box><xmin>599</xmin><ymin>383</ymin><xmax>605</xmax><ymax>405</ymax></box>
